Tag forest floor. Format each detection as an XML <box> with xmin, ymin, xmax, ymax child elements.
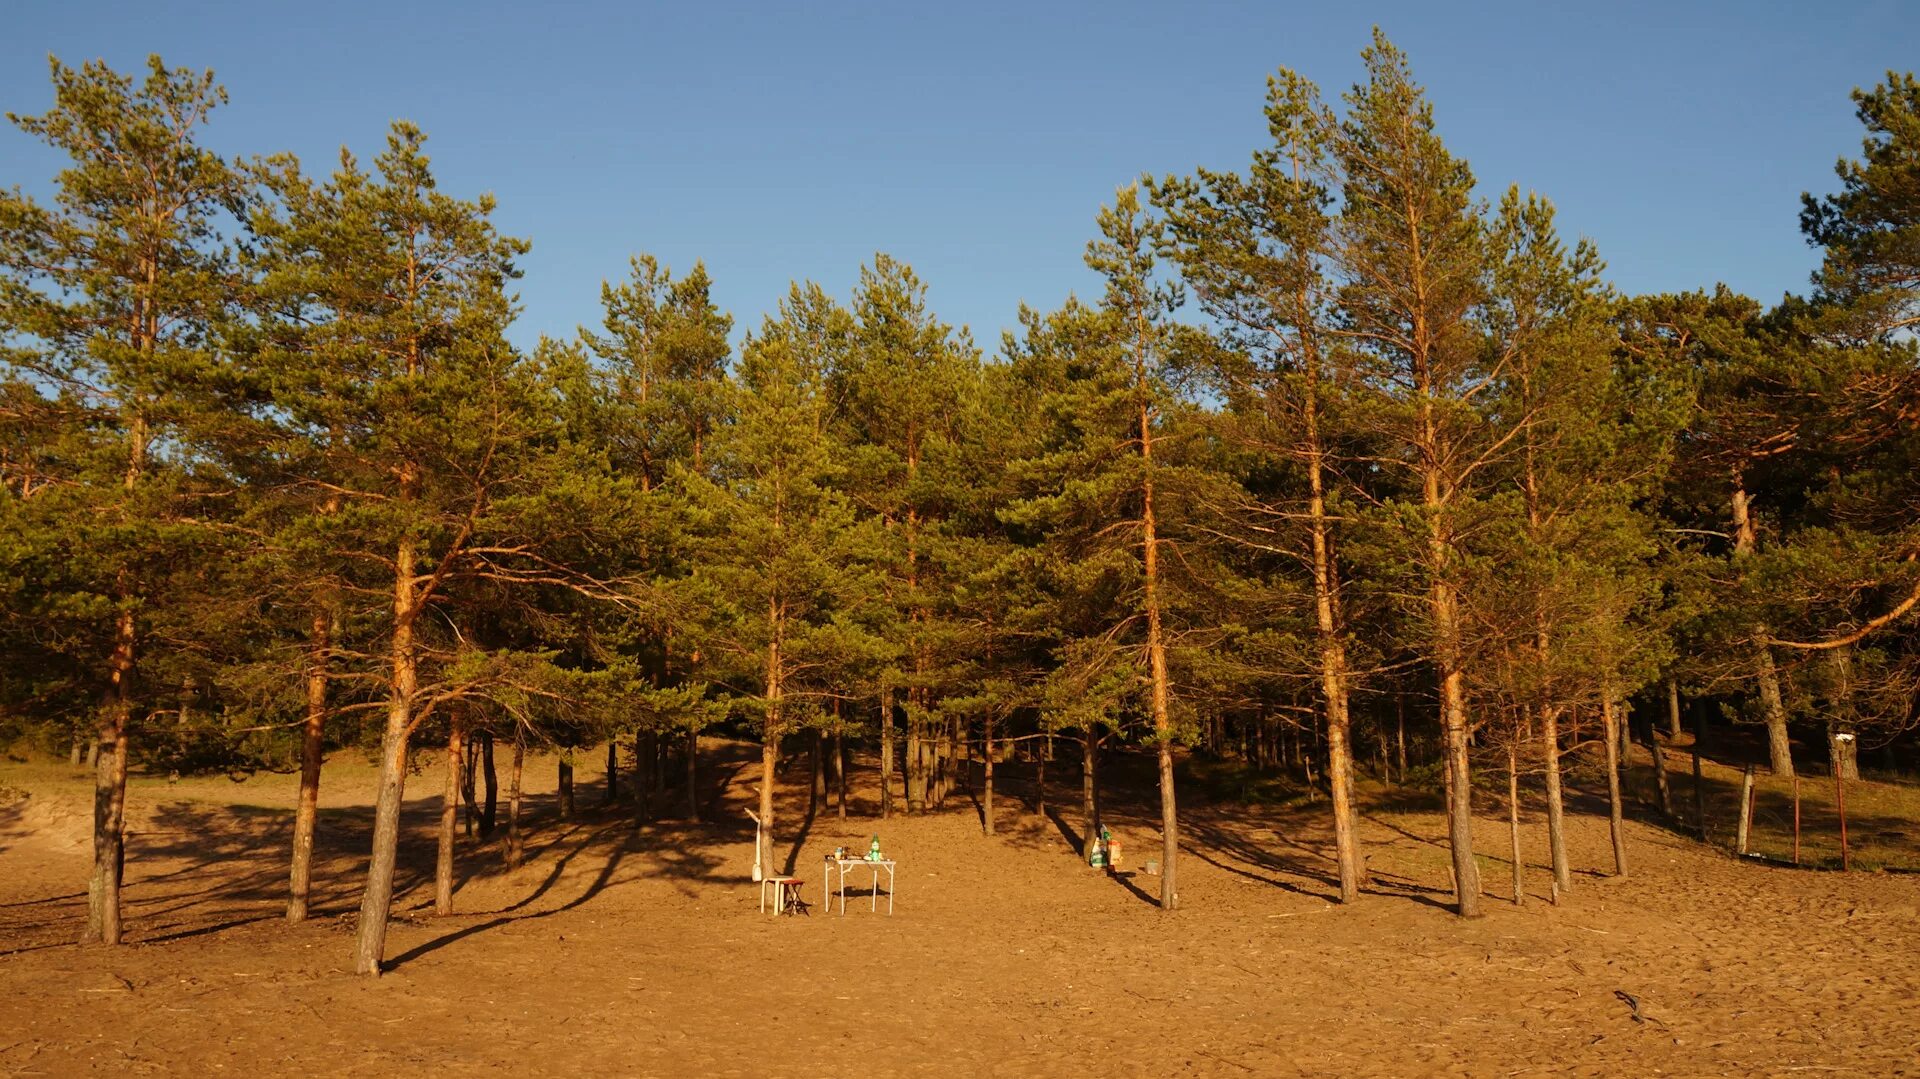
<box><xmin>2</xmin><ymin>737</ymin><xmax>1918</xmax><ymax>1077</ymax></box>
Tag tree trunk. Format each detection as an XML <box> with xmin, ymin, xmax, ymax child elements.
<box><xmin>1440</xmin><ymin>663</ymin><xmax>1480</xmax><ymax>916</ymax></box>
<box><xmin>1396</xmin><ymin>694</ymin><xmax>1408</xmax><ymax>778</ymax></box>
<box><xmin>1666</xmin><ymin>678</ymin><xmax>1683</xmax><ymax>741</ymax></box>
<box><xmin>834</xmin><ymin>727</ymin><xmax>847</xmax><ymax>821</ymax></box>
<box><xmin>1035</xmin><ymin>734</ymin><xmax>1048</xmax><ymax>818</ymax></box>
<box><xmin>879</xmin><ymin>687</ymin><xmax>894</xmax><ymax>819</ymax></box>
<box><xmin>1141</xmin><ymin>452</ymin><xmax>1179</xmax><ymax>911</ymax></box>
<box><xmin>810</xmin><ymin>728</ymin><xmax>824</xmax><ymax>816</ymax></box>
<box><xmin>85</xmin><ymin>605</ymin><xmax>136</xmax><ymax>946</ymax></box>
<box><xmin>1602</xmin><ymin>692</ymin><xmax>1628</xmax><ymax>878</ymax></box>
<box><xmin>604</xmin><ymin>739</ymin><xmax>618</xmax><ymax>802</ymax></box>
<box><xmin>1649</xmin><ymin>725</ymin><xmax>1674</xmax><ymax>821</ymax></box>
<box><xmin>1731</xmin><ymin>478</ymin><xmax>1795</xmax><ymax>778</ymax></box>
<box><xmin>758</xmin><ymin>604</ymin><xmax>782</xmax><ymax>875</ymax></box>
<box><xmin>634</xmin><ymin>730</ymin><xmax>653</xmax><ymax>826</ymax></box>
<box><xmin>1080</xmin><ymin>727</ymin><xmax>1100</xmax><ymax>854</ymax></box>
<box><xmin>506</xmin><ymin>725</ymin><xmax>526</xmax><ymax>869</ymax></box>
<box><xmin>906</xmin><ymin>695</ymin><xmax>925</xmax><ymax>814</ymax></box>
<box><xmin>461</xmin><ymin>737</ymin><xmax>478</xmax><ymax>837</ymax></box>
<box><xmin>1539</xmin><ymin>706</ymin><xmax>1570</xmax><ymax>898</ymax></box>
<box><xmin>1507</xmin><ymin>742</ymin><xmax>1524</xmax><ymax>906</ymax></box>
<box><xmin>69</xmin><ymin>733</ymin><xmax>84</xmax><ymax>768</ymax></box>
<box><xmin>288</xmin><ymin>606</ymin><xmax>330</xmax><ymax>923</ymax></box>
<box><xmin>1828</xmin><ymin>645</ymin><xmax>1860</xmax><ymax>780</ymax></box>
<box><xmin>480</xmin><ymin>730</ymin><xmax>498</xmax><ymax>837</ymax></box>
<box><xmin>983</xmin><ymin>712</ymin><xmax>996</xmax><ymax>836</ymax></box>
<box><xmin>686</xmin><ymin>731</ymin><xmax>701</xmax><ymax>823</ymax></box>
<box><xmin>559</xmin><ymin>748</ymin><xmax>575</xmax><ymax>820</ymax></box>
<box><xmin>1692</xmin><ymin>707</ymin><xmax>1708</xmax><ymax>841</ymax></box>
<box><xmin>353</xmin><ymin>535</ymin><xmax>418</xmax><ymax>976</ymax></box>
<box><xmin>435</xmin><ymin>718</ymin><xmax>463</xmax><ymax>915</ymax></box>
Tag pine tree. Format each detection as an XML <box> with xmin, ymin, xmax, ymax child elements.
<box><xmin>1156</xmin><ymin>68</ymin><xmax>1369</xmax><ymax>903</ymax></box>
<box><xmin>0</xmin><ymin>56</ymin><xmax>246</xmax><ymax>944</ymax></box>
<box><xmin>1324</xmin><ymin>33</ymin><xmax>1493</xmax><ymax>916</ymax></box>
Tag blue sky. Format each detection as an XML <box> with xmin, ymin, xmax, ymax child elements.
<box><xmin>5</xmin><ymin>1</ymin><xmax>1914</xmax><ymax>352</ymax></box>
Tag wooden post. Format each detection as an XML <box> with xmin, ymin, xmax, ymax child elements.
<box><xmin>1736</xmin><ymin>764</ymin><xmax>1756</xmax><ymax>856</ymax></box>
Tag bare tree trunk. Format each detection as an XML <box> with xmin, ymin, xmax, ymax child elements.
<box><xmin>85</xmin><ymin>605</ymin><xmax>137</xmax><ymax>946</ymax></box>
<box><xmin>1035</xmin><ymin>733</ymin><xmax>1048</xmax><ymax>818</ymax></box>
<box><xmin>1080</xmin><ymin>727</ymin><xmax>1100</xmax><ymax>854</ymax></box>
<box><xmin>758</xmin><ymin>602</ymin><xmax>782</xmax><ymax>874</ymax></box>
<box><xmin>288</xmin><ymin>607</ymin><xmax>330</xmax><ymax>923</ymax></box>
<box><xmin>354</xmin><ymin>535</ymin><xmax>418</xmax><ymax>976</ymax></box>
<box><xmin>1732</xmin><ymin>478</ymin><xmax>1794</xmax><ymax>778</ymax></box>
<box><xmin>604</xmin><ymin>739</ymin><xmax>618</xmax><ymax>803</ymax></box>
<box><xmin>634</xmin><ymin>730</ymin><xmax>653</xmax><ymax>826</ymax></box>
<box><xmin>480</xmin><ymin>730</ymin><xmax>498</xmax><ymax>837</ymax></box>
<box><xmin>878</xmin><ymin>687</ymin><xmax>894</xmax><ymax>819</ymax></box>
<box><xmin>1395</xmin><ymin>693</ymin><xmax>1408</xmax><ymax>778</ymax></box>
<box><xmin>1828</xmin><ymin>645</ymin><xmax>1860</xmax><ymax>780</ymax></box>
<box><xmin>506</xmin><ymin>725</ymin><xmax>525</xmax><ymax>869</ymax></box>
<box><xmin>1602</xmin><ymin>691</ymin><xmax>1628</xmax><ymax>878</ymax></box>
<box><xmin>983</xmin><ymin>711</ymin><xmax>996</xmax><ymax>837</ymax></box>
<box><xmin>1507</xmin><ymin>742</ymin><xmax>1524</xmax><ymax>906</ymax></box>
<box><xmin>810</xmin><ymin>728</ymin><xmax>824</xmax><ymax>817</ymax></box>
<box><xmin>906</xmin><ymin>694</ymin><xmax>925</xmax><ymax>814</ymax></box>
<box><xmin>834</xmin><ymin>728</ymin><xmax>847</xmax><ymax>821</ymax></box>
<box><xmin>69</xmin><ymin>733</ymin><xmax>84</xmax><ymax>768</ymax></box>
<box><xmin>558</xmin><ymin>748</ymin><xmax>575</xmax><ymax>820</ymax></box>
<box><xmin>1666</xmin><ymin>678</ymin><xmax>1683</xmax><ymax>741</ymax></box>
<box><xmin>461</xmin><ymin>737</ymin><xmax>478</xmax><ymax>837</ymax></box>
<box><xmin>435</xmin><ymin>718</ymin><xmax>463</xmax><ymax>915</ymax></box>
<box><xmin>1539</xmin><ymin>706</ymin><xmax>1570</xmax><ymax>897</ymax></box>
<box><xmin>1650</xmin><ymin>725</ymin><xmax>1674</xmax><ymax>821</ymax></box>
<box><xmin>686</xmin><ymin>731</ymin><xmax>701</xmax><ymax>823</ymax></box>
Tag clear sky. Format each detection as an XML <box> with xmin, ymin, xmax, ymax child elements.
<box><xmin>5</xmin><ymin>1</ymin><xmax>1915</xmax><ymax>352</ymax></box>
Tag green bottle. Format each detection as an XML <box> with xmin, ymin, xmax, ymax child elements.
<box><xmin>868</xmin><ymin>835</ymin><xmax>881</xmax><ymax>861</ymax></box>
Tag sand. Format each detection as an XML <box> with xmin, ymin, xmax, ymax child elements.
<box><xmin>2</xmin><ymin>742</ymin><xmax>1917</xmax><ymax>1077</ymax></box>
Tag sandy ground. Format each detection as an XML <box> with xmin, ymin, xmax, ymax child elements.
<box><xmin>2</xmin><ymin>741</ymin><xmax>1918</xmax><ymax>1078</ymax></box>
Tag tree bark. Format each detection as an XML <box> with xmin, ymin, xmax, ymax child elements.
<box><xmin>1731</xmin><ymin>478</ymin><xmax>1795</xmax><ymax>778</ymax></box>
<box><xmin>1507</xmin><ymin>742</ymin><xmax>1524</xmax><ymax>906</ymax></box>
<box><xmin>558</xmin><ymin>748</ymin><xmax>575</xmax><ymax>820</ymax></box>
<box><xmin>1828</xmin><ymin>645</ymin><xmax>1860</xmax><ymax>780</ymax></box>
<box><xmin>435</xmin><ymin>718</ymin><xmax>463</xmax><ymax>915</ymax></box>
<box><xmin>1141</xmin><ymin>423</ymin><xmax>1179</xmax><ymax>912</ymax></box>
<box><xmin>353</xmin><ymin>535</ymin><xmax>417</xmax><ymax>976</ymax></box>
<box><xmin>1539</xmin><ymin>705</ymin><xmax>1571</xmax><ymax>898</ymax></box>
<box><xmin>1035</xmin><ymin>733</ymin><xmax>1048</xmax><ymax>818</ymax></box>
<box><xmin>879</xmin><ymin>687</ymin><xmax>894</xmax><ymax>819</ymax></box>
<box><xmin>1650</xmin><ymin>726</ymin><xmax>1674</xmax><ymax>821</ymax></box>
<box><xmin>506</xmin><ymin>725</ymin><xmax>526</xmax><ymax>868</ymax></box>
<box><xmin>1602</xmin><ymin>692</ymin><xmax>1628</xmax><ymax>878</ymax></box>
<box><xmin>461</xmin><ymin>737</ymin><xmax>478</xmax><ymax>837</ymax></box>
<box><xmin>287</xmin><ymin>606</ymin><xmax>330</xmax><ymax>923</ymax></box>
<box><xmin>834</xmin><ymin>727</ymin><xmax>847</xmax><ymax>821</ymax></box>
<box><xmin>1080</xmin><ymin>726</ymin><xmax>1100</xmax><ymax>855</ymax></box>
<box><xmin>1665</xmin><ymin>678</ymin><xmax>1683</xmax><ymax>741</ymax></box>
<box><xmin>85</xmin><ymin>605</ymin><xmax>136</xmax><ymax>946</ymax></box>
<box><xmin>480</xmin><ymin>729</ymin><xmax>498</xmax><ymax>837</ymax></box>
<box><xmin>983</xmin><ymin>711</ymin><xmax>996</xmax><ymax>836</ymax></box>
<box><xmin>604</xmin><ymin>739</ymin><xmax>618</xmax><ymax>803</ymax></box>
<box><xmin>634</xmin><ymin>730</ymin><xmax>653</xmax><ymax>826</ymax></box>
<box><xmin>757</xmin><ymin>599</ymin><xmax>782</xmax><ymax>875</ymax></box>
<box><xmin>810</xmin><ymin>728</ymin><xmax>824</xmax><ymax>816</ymax></box>
<box><xmin>686</xmin><ymin>731</ymin><xmax>701</xmax><ymax>823</ymax></box>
